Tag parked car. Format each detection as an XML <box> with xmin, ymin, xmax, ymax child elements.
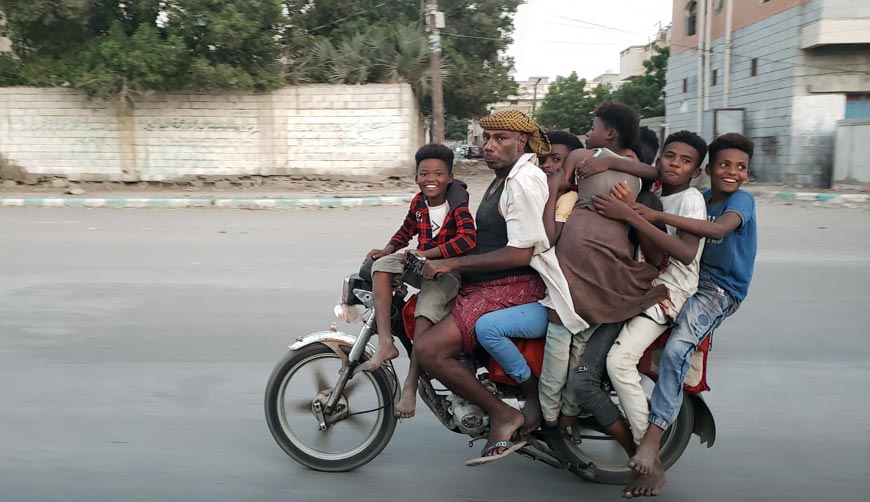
<box><xmin>465</xmin><ymin>146</ymin><xmax>484</xmax><ymax>159</ymax></box>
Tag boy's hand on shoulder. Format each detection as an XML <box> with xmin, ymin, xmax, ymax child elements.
<box><xmin>610</xmin><ymin>181</ymin><xmax>636</xmax><ymax>204</ymax></box>
<box><xmin>592</xmin><ymin>194</ymin><xmax>635</xmax><ymax>222</ymax></box>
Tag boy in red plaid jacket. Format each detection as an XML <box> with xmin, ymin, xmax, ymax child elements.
<box><xmin>364</xmin><ymin>144</ymin><xmax>476</xmax><ymax>419</ymax></box>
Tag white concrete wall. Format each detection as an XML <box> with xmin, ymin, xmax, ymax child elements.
<box><xmin>0</xmin><ymin>84</ymin><xmax>421</xmax><ymax>182</ymax></box>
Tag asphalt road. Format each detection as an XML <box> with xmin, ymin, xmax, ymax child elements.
<box><xmin>1</xmin><ymin>200</ymin><xmax>868</xmax><ymax>501</ymax></box>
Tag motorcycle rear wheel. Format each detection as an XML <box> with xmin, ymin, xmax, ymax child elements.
<box><xmin>264</xmin><ymin>343</ymin><xmax>398</xmax><ymax>472</ymax></box>
<box><xmin>547</xmin><ymin>392</ymin><xmax>694</xmax><ymax>485</ymax></box>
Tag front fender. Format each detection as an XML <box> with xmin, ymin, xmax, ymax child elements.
<box><xmin>288</xmin><ymin>331</ymin><xmax>398</xmax><ymax>393</ymax></box>
<box><xmin>289</xmin><ymin>330</ymin><xmax>378</xmax><ymax>361</ymax></box>
<box><xmin>690</xmin><ymin>393</ymin><xmax>716</xmax><ymax>447</ymax></box>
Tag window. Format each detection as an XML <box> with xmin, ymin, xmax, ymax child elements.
<box><xmin>683</xmin><ymin>78</ymin><xmax>688</xmax><ymax>93</ymax></box>
<box><xmin>686</xmin><ymin>1</ymin><xmax>697</xmax><ymax>37</ymax></box>
<box><xmin>716</xmin><ymin>0</ymin><xmax>724</xmax><ymax>12</ymax></box>
<box><xmin>712</xmin><ymin>69</ymin><xmax>718</xmax><ymax>86</ymax></box>
<box><xmin>751</xmin><ymin>58</ymin><xmax>758</xmax><ymax>76</ymax></box>
<box><xmin>845</xmin><ymin>94</ymin><xmax>870</xmax><ymax>119</ymax></box>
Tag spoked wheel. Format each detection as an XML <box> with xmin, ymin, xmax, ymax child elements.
<box><xmin>265</xmin><ymin>343</ymin><xmax>398</xmax><ymax>472</ymax></box>
<box><xmin>548</xmin><ymin>391</ymin><xmax>694</xmax><ymax>485</ymax></box>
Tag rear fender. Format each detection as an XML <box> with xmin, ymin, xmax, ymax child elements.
<box><xmin>689</xmin><ymin>393</ymin><xmax>716</xmax><ymax>447</ymax></box>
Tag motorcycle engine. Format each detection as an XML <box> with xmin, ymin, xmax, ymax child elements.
<box><xmin>446</xmin><ymin>394</ymin><xmax>489</xmax><ymax>437</ymax></box>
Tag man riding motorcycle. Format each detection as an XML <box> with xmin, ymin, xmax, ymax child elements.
<box><xmin>417</xmin><ymin>110</ymin><xmax>586</xmax><ymax>463</ymax></box>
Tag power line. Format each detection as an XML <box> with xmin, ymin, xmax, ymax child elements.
<box><xmin>668</xmin><ymin>39</ymin><xmax>870</xmax><ymax>76</ymax></box>
<box><xmin>547</xmin><ymin>14</ymin><xmax>647</xmax><ymax>36</ymax></box>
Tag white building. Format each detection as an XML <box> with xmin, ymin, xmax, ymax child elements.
<box><xmin>619</xmin><ymin>25</ymin><xmax>671</xmax><ymax>83</ymax></box>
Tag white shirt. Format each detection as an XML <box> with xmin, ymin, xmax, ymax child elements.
<box><xmin>499</xmin><ymin>153</ymin><xmax>591</xmax><ymax>333</ymax></box>
<box><xmin>645</xmin><ymin>187</ymin><xmax>707</xmax><ymax>323</ymax></box>
<box><xmin>427</xmin><ymin>201</ymin><xmax>448</xmax><ymax>237</ymax></box>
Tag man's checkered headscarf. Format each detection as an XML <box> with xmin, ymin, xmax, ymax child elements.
<box><xmin>479</xmin><ymin>109</ymin><xmax>551</xmax><ymax>157</ymax></box>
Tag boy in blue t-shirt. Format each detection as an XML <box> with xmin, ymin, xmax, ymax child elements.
<box><xmin>620</xmin><ymin>133</ymin><xmax>758</xmax><ymax>498</ymax></box>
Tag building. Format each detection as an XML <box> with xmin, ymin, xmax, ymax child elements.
<box><xmin>619</xmin><ymin>25</ymin><xmax>671</xmax><ymax>83</ymax></box>
<box><xmin>665</xmin><ymin>0</ymin><xmax>870</xmax><ymax>187</ymax></box>
<box><xmin>468</xmin><ymin>76</ymin><xmax>550</xmax><ymax>145</ymax></box>
<box><xmin>489</xmin><ymin>76</ymin><xmax>551</xmax><ymax>116</ymax></box>
<box><xmin>585</xmin><ymin>72</ymin><xmax>621</xmax><ymax>92</ymax></box>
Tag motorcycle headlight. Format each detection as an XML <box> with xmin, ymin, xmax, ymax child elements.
<box><xmin>341</xmin><ymin>273</ymin><xmax>369</xmax><ymax>305</ymax></box>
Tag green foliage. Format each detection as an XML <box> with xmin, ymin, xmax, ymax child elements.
<box><xmin>438</xmin><ymin>0</ymin><xmax>520</xmax><ymax>118</ymax></box>
<box><xmin>534</xmin><ymin>72</ymin><xmax>611</xmax><ymax>135</ymax></box>
<box><xmin>0</xmin><ymin>0</ymin><xmax>520</xmax><ymax>113</ymax></box>
<box><xmin>445</xmin><ymin>114</ymin><xmax>468</xmax><ymax>141</ymax></box>
<box><xmin>611</xmin><ymin>45</ymin><xmax>669</xmax><ymax>118</ymax></box>
<box><xmin>305</xmin><ymin>23</ymin><xmax>431</xmax><ymax>99</ymax></box>
<box><xmin>0</xmin><ymin>54</ymin><xmax>24</xmax><ymax>86</ymax></box>
<box><xmin>284</xmin><ymin>0</ymin><xmax>521</xmax><ymax>118</ymax></box>
<box><xmin>0</xmin><ymin>0</ymin><xmax>285</xmax><ymax>101</ymax></box>
<box><xmin>536</xmin><ymin>45</ymin><xmax>670</xmax><ymax>134</ymax></box>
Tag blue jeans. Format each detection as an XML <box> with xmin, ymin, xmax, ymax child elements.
<box><xmin>475</xmin><ymin>302</ymin><xmax>549</xmax><ymax>384</ymax></box>
<box><xmin>648</xmin><ymin>277</ymin><xmax>740</xmax><ymax>430</ymax></box>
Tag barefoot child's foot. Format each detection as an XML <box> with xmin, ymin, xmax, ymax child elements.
<box><xmin>518</xmin><ymin>376</ymin><xmax>542</xmax><ymax>435</ymax></box>
<box><xmin>394</xmin><ymin>386</ymin><xmax>417</xmax><ymax>418</ymax></box>
<box><xmin>627</xmin><ymin>440</ymin><xmax>659</xmax><ymax>475</ymax></box>
<box><xmin>365</xmin><ymin>338</ymin><xmax>399</xmax><ymax>372</ymax></box>
<box><xmin>621</xmin><ymin>460</ymin><xmax>666</xmax><ymax>498</ymax></box>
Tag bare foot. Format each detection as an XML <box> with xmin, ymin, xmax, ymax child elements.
<box><xmin>621</xmin><ymin>461</ymin><xmax>666</xmax><ymax>498</ymax></box>
<box><xmin>394</xmin><ymin>387</ymin><xmax>416</xmax><ymax>418</ymax></box>
<box><xmin>519</xmin><ymin>397</ymin><xmax>542</xmax><ymax>435</ymax></box>
<box><xmin>484</xmin><ymin>406</ymin><xmax>524</xmax><ymax>456</ymax></box>
<box><xmin>518</xmin><ymin>376</ymin><xmax>542</xmax><ymax>435</ymax></box>
<box><xmin>365</xmin><ymin>341</ymin><xmax>399</xmax><ymax>372</ymax></box>
<box><xmin>558</xmin><ymin>414</ymin><xmax>576</xmax><ymax>429</ymax></box>
<box><xmin>627</xmin><ymin>441</ymin><xmax>659</xmax><ymax>475</ymax></box>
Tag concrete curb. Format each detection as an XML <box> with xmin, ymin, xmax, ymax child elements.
<box><xmin>755</xmin><ymin>191</ymin><xmax>870</xmax><ymax>204</ymax></box>
<box><xmin>0</xmin><ymin>195</ymin><xmax>413</xmax><ymax>209</ymax></box>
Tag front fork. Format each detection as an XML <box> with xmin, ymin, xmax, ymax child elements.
<box><xmin>323</xmin><ymin>310</ymin><xmax>377</xmax><ymax>413</ymax></box>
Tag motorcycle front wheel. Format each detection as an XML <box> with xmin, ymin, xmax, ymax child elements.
<box><xmin>264</xmin><ymin>343</ymin><xmax>398</xmax><ymax>472</ymax></box>
<box><xmin>547</xmin><ymin>392</ymin><xmax>694</xmax><ymax>485</ymax></box>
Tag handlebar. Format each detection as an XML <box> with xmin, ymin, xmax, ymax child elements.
<box><xmin>404</xmin><ymin>252</ymin><xmax>444</xmax><ymax>281</ymax></box>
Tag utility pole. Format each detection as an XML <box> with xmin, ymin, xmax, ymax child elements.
<box><xmin>531</xmin><ymin>77</ymin><xmax>545</xmax><ymax>115</ymax></box>
<box><xmin>425</xmin><ymin>0</ymin><xmax>445</xmax><ymax>143</ymax></box>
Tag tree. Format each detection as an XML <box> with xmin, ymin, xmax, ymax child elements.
<box><xmin>611</xmin><ymin>45</ymin><xmax>669</xmax><ymax>118</ymax></box>
<box><xmin>437</xmin><ymin>0</ymin><xmax>520</xmax><ymax>118</ymax></box>
<box><xmin>534</xmin><ymin>72</ymin><xmax>611</xmax><ymax>135</ymax></box>
<box><xmin>0</xmin><ymin>0</ymin><xmax>285</xmax><ymax>101</ymax></box>
<box><xmin>445</xmin><ymin>115</ymin><xmax>468</xmax><ymax>141</ymax></box>
<box><xmin>304</xmin><ymin>23</ymin><xmax>431</xmax><ymax>99</ymax></box>
<box><xmin>283</xmin><ymin>0</ymin><xmax>521</xmax><ymax>118</ymax></box>
<box><xmin>0</xmin><ymin>0</ymin><xmax>521</xmax><ymax>115</ymax></box>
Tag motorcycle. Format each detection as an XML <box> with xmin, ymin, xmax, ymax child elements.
<box><xmin>264</xmin><ymin>256</ymin><xmax>717</xmax><ymax>484</ymax></box>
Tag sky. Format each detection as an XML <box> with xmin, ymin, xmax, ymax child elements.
<box><xmin>507</xmin><ymin>0</ymin><xmax>674</xmax><ymax>82</ymax></box>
